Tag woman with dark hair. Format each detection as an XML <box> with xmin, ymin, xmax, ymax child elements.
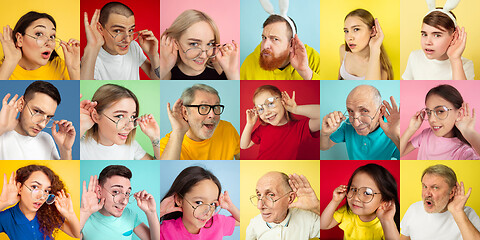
<box><xmin>400</xmin><ymin>84</ymin><xmax>480</xmax><ymax>159</ymax></box>
<box><xmin>160</xmin><ymin>166</ymin><xmax>239</xmax><ymax>239</ymax></box>
<box><xmin>0</xmin><ymin>11</ymin><xmax>80</xmax><ymax>80</ymax></box>
<box><xmin>0</xmin><ymin>164</ymin><xmax>80</xmax><ymax>239</ymax></box>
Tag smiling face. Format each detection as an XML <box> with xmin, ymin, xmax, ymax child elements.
<box><xmin>18</xmin><ymin>171</ymin><xmax>52</xmax><ymax>216</ymax></box>
<box><xmin>97</xmin><ymin>175</ymin><xmax>132</xmax><ymax>217</ymax></box>
<box><xmin>94</xmin><ymin>97</ymin><xmax>137</xmax><ymax>146</ymax></box>
<box><xmin>183</xmin><ymin>90</ymin><xmax>220</xmax><ymax>141</ymax></box>
<box><xmin>344</xmin><ymin>16</ymin><xmax>372</xmax><ymax>53</ymax></box>
<box><xmin>422</xmin><ymin>173</ymin><xmax>454</xmax><ymax>213</ymax></box>
<box><xmin>255</xmin><ymin>172</ymin><xmax>294</xmax><ymax>224</ymax></box>
<box><xmin>254</xmin><ymin>90</ymin><xmax>287</xmax><ymax>126</ymax></box>
<box><xmin>424</xmin><ymin>94</ymin><xmax>459</xmax><ymax>138</ymax></box>
<box><xmin>421</xmin><ymin>23</ymin><xmax>454</xmax><ymax>61</ymax></box>
<box><xmin>101</xmin><ymin>13</ymin><xmax>136</xmax><ymax>55</ymax></box>
<box><xmin>16</xmin><ymin>92</ymin><xmax>57</xmax><ymax>137</ymax></box>
<box><xmin>346</xmin><ymin>86</ymin><xmax>381</xmax><ymax>136</ymax></box>
<box><xmin>260</xmin><ymin>22</ymin><xmax>291</xmax><ymax>71</ymax></box>
<box><xmin>347</xmin><ymin>172</ymin><xmax>382</xmax><ymax>222</ymax></box>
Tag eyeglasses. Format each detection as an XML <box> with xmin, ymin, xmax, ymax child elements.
<box><xmin>344</xmin><ymin>107</ymin><xmax>381</xmax><ymax>126</ymax></box>
<box><xmin>23</xmin><ymin>185</ymin><xmax>56</xmax><ymax>205</ymax></box>
<box><xmin>255</xmin><ymin>97</ymin><xmax>280</xmax><ymax>115</ymax></box>
<box><xmin>420</xmin><ymin>106</ymin><xmax>453</xmax><ymax>121</ymax></box>
<box><xmin>250</xmin><ymin>191</ymin><xmax>292</xmax><ymax>209</ymax></box>
<box><xmin>179</xmin><ymin>194</ymin><xmax>220</xmax><ymax>220</ymax></box>
<box><xmin>180</xmin><ymin>44</ymin><xmax>218</xmax><ymax>60</ymax></box>
<box><xmin>24</xmin><ymin>33</ymin><xmax>62</xmax><ymax>50</ymax></box>
<box><xmin>184</xmin><ymin>105</ymin><xmax>224</xmax><ymax>115</ymax></box>
<box><xmin>347</xmin><ymin>187</ymin><xmax>380</xmax><ymax>203</ymax></box>
<box><xmin>26</xmin><ymin>104</ymin><xmax>55</xmax><ymax>128</ymax></box>
<box><xmin>106</xmin><ymin>30</ymin><xmax>139</xmax><ymax>43</ymax></box>
<box><xmin>102</xmin><ymin>113</ymin><xmax>138</xmax><ymax>131</ymax></box>
<box><xmin>104</xmin><ymin>188</ymin><xmax>134</xmax><ymax>204</ymax></box>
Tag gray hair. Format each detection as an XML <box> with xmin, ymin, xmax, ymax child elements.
<box><xmin>422</xmin><ymin>164</ymin><xmax>457</xmax><ymax>189</ymax></box>
<box><xmin>180</xmin><ymin>84</ymin><xmax>220</xmax><ymax>105</ymax></box>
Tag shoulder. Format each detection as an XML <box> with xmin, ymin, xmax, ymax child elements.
<box><xmin>244</xmin><ymin>44</ymin><xmax>261</xmax><ymax>63</ymax></box>
<box><xmin>304</xmin><ymin>44</ymin><xmax>320</xmax><ymax>58</ymax></box>
<box><xmin>339</xmin><ymin>44</ymin><xmax>346</xmax><ymax>58</ymax></box>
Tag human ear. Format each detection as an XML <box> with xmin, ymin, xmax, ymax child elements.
<box><xmin>17</xmin><ymin>96</ymin><xmax>25</xmax><ymax>112</ymax></box>
<box><xmin>96</xmin><ymin>22</ymin><xmax>104</xmax><ymax>37</ymax></box>
<box><xmin>16</xmin><ymin>182</ymin><xmax>21</xmax><ymax>195</ymax></box>
<box><xmin>174</xmin><ymin>193</ymin><xmax>182</xmax><ymax>207</ymax></box>
<box><xmin>182</xmin><ymin>105</ymin><xmax>188</xmax><ymax>122</ymax></box>
<box><xmin>91</xmin><ymin>109</ymin><xmax>100</xmax><ymax>123</ymax></box>
<box><xmin>95</xmin><ymin>184</ymin><xmax>102</xmax><ymax>199</ymax></box>
<box><xmin>370</xmin><ymin>25</ymin><xmax>377</xmax><ymax>37</ymax></box>
<box><xmin>15</xmin><ymin>32</ymin><xmax>23</xmax><ymax>47</ymax></box>
<box><xmin>288</xmin><ymin>192</ymin><xmax>296</xmax><ymax>204</ymax></box>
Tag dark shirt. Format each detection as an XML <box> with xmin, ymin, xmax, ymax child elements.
<box><xmin>170</xmin><ymin>65</ymin><xmax>227</xmax><ymax>80</ymax></box>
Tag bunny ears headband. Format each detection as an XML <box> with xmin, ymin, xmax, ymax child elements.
<box><xmin>259</xmin><ymin>0</ymin><xmax>296</xmax><ymax>36</ymax></box>
<box><xmin>425</xmin><ymin>0</ymin><xmax>460</xmax><ymax>27</ymax></box>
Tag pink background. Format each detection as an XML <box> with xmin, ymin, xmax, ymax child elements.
<box><xmin>160</xmin><ymin>0</ymin><xmax>240</xmax><ymax>45</ymax></box>
<box><xmin>400</xmin><ymin>81</ymin><xmax>480</xmax><ymax>160</ymax></box>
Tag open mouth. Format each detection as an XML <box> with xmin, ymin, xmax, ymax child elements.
<box><xmin>114</xmin><ymin>205</ymin><xmax>125</xmax><ymax>212</ymax></box>
<box><xmin>431</xmin><ymin>126</ymin><xmax>442</xmax><ymax>131</ymax></box>
<box><xmin>425</xmin><ymin>200</ymin><xmax>433</xmax><ymax>207</ymax></box>
<box><xmin>265</xmin><ymin>114</ymin><xmax>277</xmax><ymax>122</ymax></box>
<box><xmin>194</xmin><ymin>58</ymin><xmax>205</xmax><ymax>65</ymax></box>
<box><xmin>261</xmin><ymin>212</ymin><xmax>272</xmax><ymax>218</ymax></box>
<box><xmin>32</xmin><ymin>127</ymin><xmax>41</xmax><ymax>134</ymax></box>
<box><xmin>41</xmin><ymin>51</ymin><xmax>51</xmax><ymax>59</ymax></box>
<box><xmin>424</xmin><ymin>48</ymin><xmax>434</xmax><ymax>54</ymax></box>
<box><xmin>348</xmin><ymin>43</ymin><xmax>356</xmax><ymax>49</ymax></box>
<box><xmin>117</xmin><ymin>44</ymin><xmax>129</xmax><ymax>51</ymax></box>
<box><xmin>33</xmin><ymin>202</ymin><xmax>42</xmax><ymax>209</ymax></box>
<box><xmin>203</xmin><ymin>123</ymin><xmax>216</xmax><ymax>130</ymax></box>
<box><xmin>118</xmin><ymin>133</ymin><xmax>128</xmax><ymax>140</ymax></box>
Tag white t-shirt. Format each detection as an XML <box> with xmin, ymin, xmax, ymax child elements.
<box><xmin>0</xmin><ymin>130</ymin><xmax>60</xmax><ymax>160</ymax></box>
<box><xmin>402</xmin><ymin>49</ymin><xmax>475</xmax><ymax>80</ymax></box>
<box><xmin>246</xmin><ymin>208</ymin><xmax>320</xmax><ymax>240</ymax></box>
<box><xmin>401</xmin><ymin>201</ymin><xmax>480</xmax><ymax>240</ymax></box>
<box><xmin>94</xmin><ymin>41</ymin><xmax>148</xmax><ymax>80</ymax></box>
<box><xmin>80</xmin><ymin>136</ymin><xmax>146</xmax><ymax>160</ymax></box>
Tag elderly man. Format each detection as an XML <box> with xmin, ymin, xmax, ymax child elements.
<box><xmin>320</xmin><ymin>85</ymin><xmax>400</xmax><ymax>160</ymax></box>
<box><xmin>401</xmin><ymin>164</ymin><xmax>480</xmax><ymax>239</ymax></box>
<box><xmin>246</xmin><ymin>172</ymin><xmax>320</xmax><ymax>240</ymax></box>
<box><xmin>240</xmin><ymin>14</ymin><xmax>320</xmax><ymax>80</ymax></box>
<box><xmin>159</xmin><ymin>83</ymin><xmax>240</xmax><ymax>160</ymax></box>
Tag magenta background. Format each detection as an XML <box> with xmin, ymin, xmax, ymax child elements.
<box><xmin>400</xmin><ymin>81</ymin><xmax>480</xmax><ymax>160</ymax></box>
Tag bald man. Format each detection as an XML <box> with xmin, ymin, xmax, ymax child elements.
<box><xmin>320</xmin><ymin>85</ymin><xmax>400</xmax><ymax>160</ymax></box>
<box><xmin>246</xmin><ymin>172</ymin><xmax>320</xmax><ymax>240</ymax></box>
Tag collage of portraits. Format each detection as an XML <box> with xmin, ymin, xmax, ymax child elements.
<box><xmin>1</xmin><ymin>0</ymin><xmax>480</xmax><ymax>240</ymax></box>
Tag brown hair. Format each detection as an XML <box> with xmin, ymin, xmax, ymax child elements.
<box><xmin>422</xmin><ymin>164</ymin><xmax>457</xmax><ymax>189</ymax></box>
<box><xmin>16</xmin><ymin>165</ymin><xmax>66</xmax><ymax>240</ymax></box>
<box><xmin>263</xmin><ymin>15</ymin><xmax>297</xmax><ymax>39</ymax></box>
<box><xmin>423</xmin><ymin>8</ymin><xmax>456</xmax><ymax>34</ymax></box>
<box><xmin>253</xmin><ymin>85</ymin><xmax>293</xmax><ymax>125</ymax></box>
<box><xmin>99</xmin><ymin>2</ymin><xmax>134</xmax><ymax>27</ymax></box>
<box><xmin>344</xmin><ymin>9</ymin><xmax>394</xmax><ymax>80</ymax></box>
<box><xmin>85</xmin><ymin>84</ymin><xmax>139</xmax><ymax>145</ymax></box>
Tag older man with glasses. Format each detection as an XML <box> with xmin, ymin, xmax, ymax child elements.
<box><xmin>159</xmin><ymin>83</ymin><xmax>240</xmax><ymax>160</ymax></box>
<box><xmin>246</xmin><ymin>171</ymin><xmax>320</xmax><ymax>240</ymax></box>
<box><xmin>320</xmin><ymin>84</ymin><xmax>400</xmax><ymax>160</ymax></box>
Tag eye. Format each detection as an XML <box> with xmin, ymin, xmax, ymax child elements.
<box><xmin>362</xmin><ymin>109</ymin><xmax>369</xmax><ymax>113</ymax></box>
<box><xmin>189</xmin><ymin>42</ymin><xmax>199</xmax><ymax>47</ymax></box>
<box><xmin>114</xmin><ymin>114</ymin><xmax>124</xmax><ymax>119</ymax></box>
<box><xmin>128</xmin><ymin>29</ymin><xmax>134</xmax><ymax>33</ymax></box>
<box><xmin>274</xmin><ymin>38</ymin><xmax>279</xmax><ymax>41</ymax></box>
<box><xmin>35</xmin><ymin>32</ymin><xmax>44</xmax><ymax>37</ymax></box>
<box><xmin>363</xmin><ymin>188</ymin><xmax>374</xmax><ymax>196</ymax></box>
<box><xmin>31</xmin><ymin>185</ymin><xmax>39</xmax><ymax>189</ymax></box>
<box><xmin>344</xmin><ymin>30</ymin><xmax>348</xmax><ymax>33</ymax></box>
<box><xmin>267</xmin><ymin>193</ymin><xmax>275</xmax><ymax>198</ymax></box>
<box><xmin>353</xmin><ymin>28</ymin><xmax>360</xmax><ymax>32</ymax></box>
<box><xmin>433</xmin><ymin>186</ymin><xmax>439</xmax><ymax>190</ymax></box>
<box><xmin>267</xmin><ymin>102</ymin><xmax>275</xmax><ymax>107</ymax></box>
<box><xmin>421</xmin><ymin>33</ymin><xmax>427</xmax><ymax>37</ymax></box>
<box><xmin>195</xmin><ymin>201</ymin><xmax>204</xmax><ymax>205</ymax></box>
<box><xmin>262</xmin><ymin>36</ymin><xmax>266</xmax><ymax>40</ymax></box>
<box><xmin>112</xmin><ymin>190</ymin><xmax>120</xmax><ymax>195</ymax></box>
<box><xmin>434</xmin><ymin>34</ymin><xmax>441</xmax><ymax>38</ymax></box>
<box><xmin>207</xmin><ymin>42</ymin><xmax>215</xmax><ymax>47</ymax></box>
<box><xmin>199</xmin><ymin>105</ymin><xmax>209</xmax><ymax>111</ymax></box>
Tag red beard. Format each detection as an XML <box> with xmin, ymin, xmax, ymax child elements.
<box><xmin>259</xmin><ymin>49</ymin><xmax>289</xmax><ymax>71</ymax></box>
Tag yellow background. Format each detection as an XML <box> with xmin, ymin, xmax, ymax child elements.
<box><xmin>320</xmin><ymin>0</ymin><xmax>400</xmax><ymax>80</ymax></box>
<box><xmin>0</xmin><ymin>0</ymin><xmax>80</xmax><ymax>61</ymax></box>
<box><xmin>400</xmin><ymin>0</ymin><xmax>480</xmax><ymax>80</ymax></box>
<box><xmin>240</xmin><ymin>160</ymin><xmax>320</xmax><ymax>240</ymax></box>
<box><xmin>0</xmin><ymin>160</ymin><xmax>80</xmax><ymax>240</ymax></box>
<box><xmin>400</xmin><ymin>160</ymin><xmax>480</xmax><ymax>224</ymax></box>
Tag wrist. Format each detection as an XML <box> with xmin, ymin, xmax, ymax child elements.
<box><xmin>298</xmin><ymin>68</ymin><xmax>313</xmax><ymax>80</ymax></box>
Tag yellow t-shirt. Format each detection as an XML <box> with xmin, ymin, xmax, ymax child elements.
<box><xmin>240</xmin><ymin>43</ymin><xmax>321</xmax><ymax>80</ymax></box>
<box><xmin>333</xmin><ymin>205</ymin><xmax>385</xmax><ymax>240</ymax></box>
<box><xmin>159</xmin><ymin>120</ymin><xmax>240</xmax><ymax>160</ymax></box>
<box><xmin>2</xmin><ymin>57</ymin><xmax>70</xmax><ymax>80</ymax></box>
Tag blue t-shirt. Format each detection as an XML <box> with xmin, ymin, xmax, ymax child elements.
<box><xmin>330</xmin><ymin>120</ymin><xmax>399</xmax><ymax>160</ymax></box>
<box><xmin>82</xmin><ymin>207</ymin><xmax>141</xmax><ymax>240</ymax></box>
<box><xmin>0</xmin><ymin>203</ymin><xmax>53</xmax><ymax>240</ymax></box>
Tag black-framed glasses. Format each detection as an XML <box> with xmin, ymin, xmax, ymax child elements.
<box><xmin>255</xmin><ymin>97</ymin><xmax>280</xmax><ymax>115</ymax></box>
<box><xmin>179</xmin><ymin>194</ymin><xmax>220</xmax><ymax>220</ymax></box>
<box><xmin>184</xmin><ymin>105</ymin><xmax>224</xmax><ymax>115</ymax></box>
<box><xmin>24</xmin><ymin>184</ymin><xmax>56</xmax><ymax>205</ymax></box>
<box><xmin>347</xmin><ymin>187</ymin><xmax>380</xmax><ymax>203</ymax></box>
<box><xmin>180</xmin><ymin>44</ymin><xmax>218</xmax><ymax>60</ymax></box>
<box><xmin>420</xmin><ymin>106</ymin><xmax>453</xmax><ymax>121</ymax></box>
<box><xmin>24</xmin><ymin>33</ymin><xmax>62</xmax><ymax>50</ymax></box>
<box><xmin>344</xmin><ymin>107</ymin><xmax>381</xmax><ymax>126</ymax></box>
<box><xmin>25</xmin><ymin>104</ymin><xmax>55</xmax><ymax>128</ymax></box>
<box><xmin>106</xmin><ymin>30</ymin><xmax>140</xmax><ymax>43</ymax></box>
<box><xmin>103</xmin><ymin>187</ymin><xmax>134</xmax><ymax>204</ymax></box>
<box><xmin>250</xmin><ymin>191</ymin><xmax>292</xmax><ymax>209</ymax></box>
<box><xmin>102</xmin><ymin>113</ymin><xmax>138</xmax><ymax>131</ymax></box>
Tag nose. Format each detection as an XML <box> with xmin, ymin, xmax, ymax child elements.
<box><xmin>346</xmin><ymin>32</ymin><xmax>353</xmax><ymax>41</ymax></box>
<box><xmin>425</xmin><ymin>35</ymin><xmax>432</xmax><ymax>45</ymax></box>
<box><xmin>262</xmin><ymin>38</ymin><xmax>271</xmax><ymax>50</ymax></box>
<box><xmin>206</xmin><ymin>108</ymin><xmax>216</xmax><ymax>118</ymax></box>
<box><xmin>257</xmin><ymin>198</ymin><xmax>265</xmax><ymax>210</ymax></box>
<box><xmin>428</xmin><ymin>112</ymin><xmax>437</xmax><ymax>123</ymax></box>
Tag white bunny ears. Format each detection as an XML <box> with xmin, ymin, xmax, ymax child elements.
<box><xmin>259</xmin><ymin>0</ymin><xmax>296</xmax><ymax>35</ymax></box>
<box><xmin>425</xmin><ymin>0</ymin><xmax>460</xmax><ymax>27</ymax></box>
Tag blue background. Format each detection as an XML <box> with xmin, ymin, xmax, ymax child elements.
<box><xmin>80</xmin><ymin>160</ymin><xmax>161</xmax><ymax>240</ymax></box>
<box><xmin>240</xmin><ymin>0</ymin><xmax>320</xmax><ymax>64</ymax></box>
<box><xmin>160</xmin><ymin>160</ymin><xmax>240</xmax><ymax>240</ymax></box>
<box><xmin>0</xmin><ymin>80</ymin><xmax>80</xmax><ymax>159</ymax></box>
<box><xmin>320</xmin><ymin>80</ymin><xmax>400</xmax><ymax>160</ymax></box>
<box><xmin>159</xmin><ymin>80</ymin><xmax>240</xmax><ymax>139</ymax></box>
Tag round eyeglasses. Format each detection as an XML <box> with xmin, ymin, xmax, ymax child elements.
<box><xmin>181</xmin><ymin>45</ymin><xmax>218</xmax><ymax>60</ymax></box>
<box><xmin>250</xmin><ymin>191</ymin><xmax>291</xmax><ymax>209</ymax></box>
<box><xmin>255</xmin><ymin>97</ymin><xmax>279</xmax><ymax>115</ymax></box>
<box><xmin>420</xmin><ymin>106</ymin><xmax>453</xmax><ymax>121</ymax></box>
<box><xmin>180</xmin><ymin>194</ymin><xmax>220</xmax><ymax>220</ymax></box>
<box><xmin>347</xmin><ymin>187</ymin><xmax>380</xmax><ymax>203</ymax></box>
<box><xmin>344</xmin><ymin>107</ymin><xmax>381</xmax><ymax>126</ymax></box>
<box><xmin>184</xmin><ymin>105</ymin><xmax>224</xmax><ymax>115</ymax></box>
<box><xmin>104</xmin><ymin>188</ymin><xmax>134</xmax><ymax>204</ymax></box>
<box><xmin>24</xmin><ymin>185</ymin><xmax>56</xmax><ymax>205</ymax></box>
<box><xmin>106</xmin><ymin>30</ymin><xmax>139</xmax><ymax>43</ymax></box>
<box><xmin>102</xmin><ymin>113</ymin><xmax>138</xmax><ymax>131</ymax></box>
<box><xmin>26</xmin><ymin>104</ymin><xmax>55</xmax><ymax>128</ymax></box>
<box><xmin>24</xmin><ymin>33</ymin><xmax>62</xmax><ymax>50</ymax></box>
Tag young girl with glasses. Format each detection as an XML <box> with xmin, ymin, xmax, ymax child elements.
<box><xmin>400</xmin><ymin>84</ymin><xmax>480</xmax><ymax>159</ymax></box>
<box><xmin>0</xmin><ymin>11</ymin><xmax>80</xmax><ymax>80</ymax></box>
<box><xmin>0</xmin><ymin>164</ymin><xmax>80</xmax><ymax>239</ymax></box>
<box><xmin>240</xmin><ymin>85</ymin><xmax>320</xmax><ymax>159</ymax></box>
<box><xmin>321</xmin><ymin>163</ymin><xmax>400</xmax><ymax>240</ymax></box>
<box><xmin>160</xmin><ymin>9</ymin><xmax>239</xmax><ymax>80</ymax></box>
<box><xmin>160</xmin><ymin>166</ymin><xmax>240</xmax><ymax>239</ymax></box>
<box><xmin>80</xmin><ymin>84</ymin><xmax>160</xmax><ymax>160</ymax></box>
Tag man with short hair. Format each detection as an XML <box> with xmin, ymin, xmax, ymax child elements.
<box><xmin>80</xmin><ymin>165</ymin><xmax>160</xmax><ymax>240</ymax></box>
<box><xmin>400</xmin><ymin>164</ymin><xmax>480</xmax><ymax>240</ymax></box>
<box><xmin>0</xmin><ymin>80</ymin><xmax>75</xmax><ymax>160</ymax></box>
<box><xmin>241</xmin><ymin>15</ymin><xmax>320</xmax><ymax>80</ymax></box>
<box><xmin>160</xmin><ymin>83</ymin><xmax>240</xmax><ymax>160</ymax></box>
<box><xmin>320</xmin><ymin>84</ymin><xmax>400</xmax><ymax>160</ymax></box>
<box><xmin>81</xmin><ymin>2</ymin><xmax>160</xmax><ymax>80</ymax></box>
<box><xmin>246</xmin><ymin>172</ymin><xmax>320</xmax><ymax>240</ymax></box>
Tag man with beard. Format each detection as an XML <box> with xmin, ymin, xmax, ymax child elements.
<box><xmin>400</xmin><ymin>164</ymin><xmax>480</xmax><ymax>240</ymax></box>
<box><xmin>159</xmin><ymin>84</ymin><xmax>240</xmax><ymax>160</ymax></box>
<box><xmin>240</xmin><ymin>15</ymin><xmax>320</xmax><ymax>80</ymax></box>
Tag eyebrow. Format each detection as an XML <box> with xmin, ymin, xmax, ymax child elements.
<box><xmin>31</xmin><ymin>181</ymin><xmax>52</xmax><ymax>188</ymax></box>
<box><xmin>345</xmin><ymin>25</ymin><xmax>361</xmax><ymax>29</ymax></box>
<box><xmin>110</xmin><ymin>24</ymin><xmax>135</xmax><ymax>29</ymax></box>
<box><xmin>33</xmin><ymin>25</ymin><xmax>56</xmax><ymax>31</ymax></box>
<box><xmin>421</xmin><ymin>31</ymin><xmax>444</xmax><ymax>35</ymax></box>
<box><xmin>112</xmin><ymin>110</ymin><xmax>136</xmax><ymax>115</ymax></box>
<box><xmin>111</xmin><ymin>184</ymin><xmax>132</xmax><ymax>190</ymax></box>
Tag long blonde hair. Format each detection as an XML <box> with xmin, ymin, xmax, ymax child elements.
<box><xmin>344</xmin><ymin>9</ymin><xmax>394</xmax><ymax>80</ymax></box>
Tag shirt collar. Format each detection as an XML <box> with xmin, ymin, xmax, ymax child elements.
<box><xmin>12</xmin><ymin>202</ymin><xmax>37</xmax><ymax>225</ymax></box>
<box><xmin>265</xmin><ymin>209</ymin><xmax>292</xmax><ymax>229</ymax></box>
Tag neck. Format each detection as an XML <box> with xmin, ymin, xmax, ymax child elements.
<box><xmin>358</xmin><ymin>212</ymin><xmax>377</xmax><ymax>222</ymax></box>
<box><xmin>102</xmin><ymin>45</ymin><xmax>119</xmax><ymax>56</ymax></box>
<box><xmin>353</xmin><ymin>45</ymin><xmax>371</xmax><ymax>60</ymax></box>
<box><xmin>18</xmin><ymin>201</ymin><xmax>36</xmax><ymax>221</ymax></box>
<box><xmin>182</xmin><ymin>217</ymin><xmax>201</xmax><ymax>234</ymax></box>
<box><xmin>98</xmin><ymin>207</ymin><xmax>113</xmax><ymax>217</ymax></box>
<box><xmin>272</xmin><ymin>209</ymin><xmax>289</xmax><ymax>224</ymax></box>
<box><xmin>18</xmin><ymin>57</ymin><xmax>42</xmax><ymax>71</ymax></box>
<box><xmin>96</xmin><ymin>133</ymin><xmax>115</xmax><ymax>146</ymax></box>
<box><xmin>185</xmin><ymin>129</ymin><xmax>203</xmax><ymax>142</ymax></box>
<box><xmin>437</xmin><ymin>52</ymin><xmax>450</xmax><ymax>61</ymax></box>
<box><xmin>177</xmin><ymin>62</ymin><xmax>206</xmax><ymax>76</ymax></box>
<box><xmin>14</xmin><ymin>121</ymin><xmax>28</xmax><ymax>136</ymax></box>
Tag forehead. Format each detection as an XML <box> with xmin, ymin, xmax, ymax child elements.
<box><xmin>105</xmin><ymin>13</ymin><xmax>135</xmax><ymax>28</ymax></box>
<box><xmin>422</xmin><ymin>173</ymin><xmax>449</xmax><ymax>186</ymax></box>
<box><xmin>104</xmin><ymin>175</ymin><xmax>131</xmax><ymax>188</ymax></box>
<box><xmin>104</xmin><ymin>98</ymin><xmax>136</xmax><ymax>113</ymax></box>
<box><xmin>351</xmin><ymin>172</ymin><xmax>378</xmax><ymax>190</ymax></box>
<box><xmin>192</xmin><ymin>90</ymin><xmax>219</xmax><ymax>104</ymax></box>
<box><xmin>26</xmin><ymin>171</ymin><xmax>52</xmax><ymax>187</ymax></box>
<box><xmin>180</xmin><ymin>21</ymin><xmax>215</xmax><ymax>42</ymax></box>
<box><xmin>344</xmin><ymin>16</ymin><xmax>367</xmax><ymax>28</ymax></box>
<box><xmin>27</xmin><ymin>92</ymin><xmax>58</xmax><ymax>114</ymax></box>
<box><xmin>254</xmin><ymin>91</ymin><xmax>278</xmax><ymax>105</ymax></box>
<box><xmin>185</xmin><ymin>179</ymin><xmax>219</xmax><ymax>200</ymax></box>
<box><xmin>256</xmin><ymin>174</ymin><xmax>283</xmax><ymax>193</ymax></box>
<box><xmin>27</xmin><ymin>18</ymin><xmax>55</xmax><ymax>32</ymax></box>
<box><xmin>346</xmin><ymin>93</ymin><xmax>376</xmax><ymax>110</ymax></box>
<box><xmin>263</xmin><ymin>21</ymin><xmax>290</xmax><ymax>39</ymax></box>
<box><xmin>421</xmin><ymin>23</ymin><xmax>448</xmax><ymax>33</ymax></box>
<box><xmin>425</xmin><ymin>94</ymin><xmax>453</xmax><ymax>109</ymax></box>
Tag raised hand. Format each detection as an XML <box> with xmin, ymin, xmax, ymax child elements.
<box><xmin>408</xmin><ymin>110</ymin><xmax>424</xmax><ymax>131</ymax></box>
<box><xmin>219</xmin><ymin>190</ymin><xmax>234</xmax><ymax>211</ymax></box>
<box><xmin>138</xmin><ymin>30</ymin><xmax>159</xmax><ymax>57</ymax></box>
<box><xmin>135</xmin><ymin>190</ymin><xmax>157</xmax><ymax>214</ymax></box>
<box><xmin>448</xmin><ymin>181</ymin><xmax>471</xmax><ymax>214</ymax></box>
<box><xmin>455</xmin><ymin>103</ymin><xmax>476</xmax><ymax>135</ymax></box>
<box><xmin>61</xmin><ymin>39</ymin><xmax>80</xmax><ymax>79</ymax></box>
<box><xmin>84</xmin><ymin>10</ymin><xmax>104</xmax><ymax>49</ymax></box>
<box><xmin>159</xmin><ymin>34</ymin><xmax>178</xmax><ymax>79</ymax></box>
<box><xmin>289</xmin><ymin>34</ymin><xmax>312</xmax><ymax>80</ymax></box>
<box><xmin>0</xmin><ymin>25</ymin><xmax>22</xmax><ymax>64</ymax></box>
<box><xmin>288</xmin><ymin>174</ymin><xmax>319</xmax><ymax>214</ymax></box>
<box><xmin>281</xmin><ymin>91</ymin><xmax>297</xmax><ymax>114</ymax></box>
<box><xmin>376</xmin><ymin>200</ymin><xmax>396</xmax><ymax>222</ymax></box>
<box><xmin>379</xmin><ymin>96</ymin><xmax>400</xmax><ymax>140</ymax></box>
<box><xmin>81</xmin><ymin>175</ymin><xmax>104</xmax><ymax>215</ymax></box>
<box><xmin>332</xmin><ymin>185</ymin><xmax>348</xmax><ymax>203</ymax></box>
<box><xmin>214</xmin><ymin>40</ymin><xmax>240</xmax><ymax>80</ymax></box>
<box><xmin>79</xmin><ymin>98</ymin><xmax>97</xmax><ymax>137</ymax></box>
<box><xmin>0</xmin><ymin>172</ymin><xmax>20</xmax><ymax>207</ymax></box>
<box><xmin>369</xmin><ymin>18</ymin><xmax>384</xmax><ymax>51</ymax></box>
<box><xmin>138</xmin><ymin>114</ymin><xmax>160</xmax><ymax>141</ymax></box>
<box><xmin>166</xmin><ymin>99</ymin><xmax>189</xmax><ymax>135</ymax></box>
<box><xmin>0</xmin><ymin>93</ymin><xmax>20</xmax><ymax>135</ymax></box>
<box><xmin>447</xmin><ymin>26</ymin><xmax>467</xmax><ymax>61</ymax></box>
<box><xmin>321</xmin><ymin>111</ymin><xmax>345</xmax><ymax>136</ymax></box>
<box><xmin>55</xmin><ymin>189</ymin><xmax>75</xmax><ymax>218</ymax></box>
<box><xmin>246</xmin><ymin>109</ymin><xmax>258</xmax><ymax>126</ymax></box>
<box><xmin>160</xmin><ymin>195</ymin><xmax>182</xmax><ymax>218</ymax></box>
<box><xmin>51</xmin><ymin>120</ymin><xmax>76</xmax><ymax>153</ymax></box>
